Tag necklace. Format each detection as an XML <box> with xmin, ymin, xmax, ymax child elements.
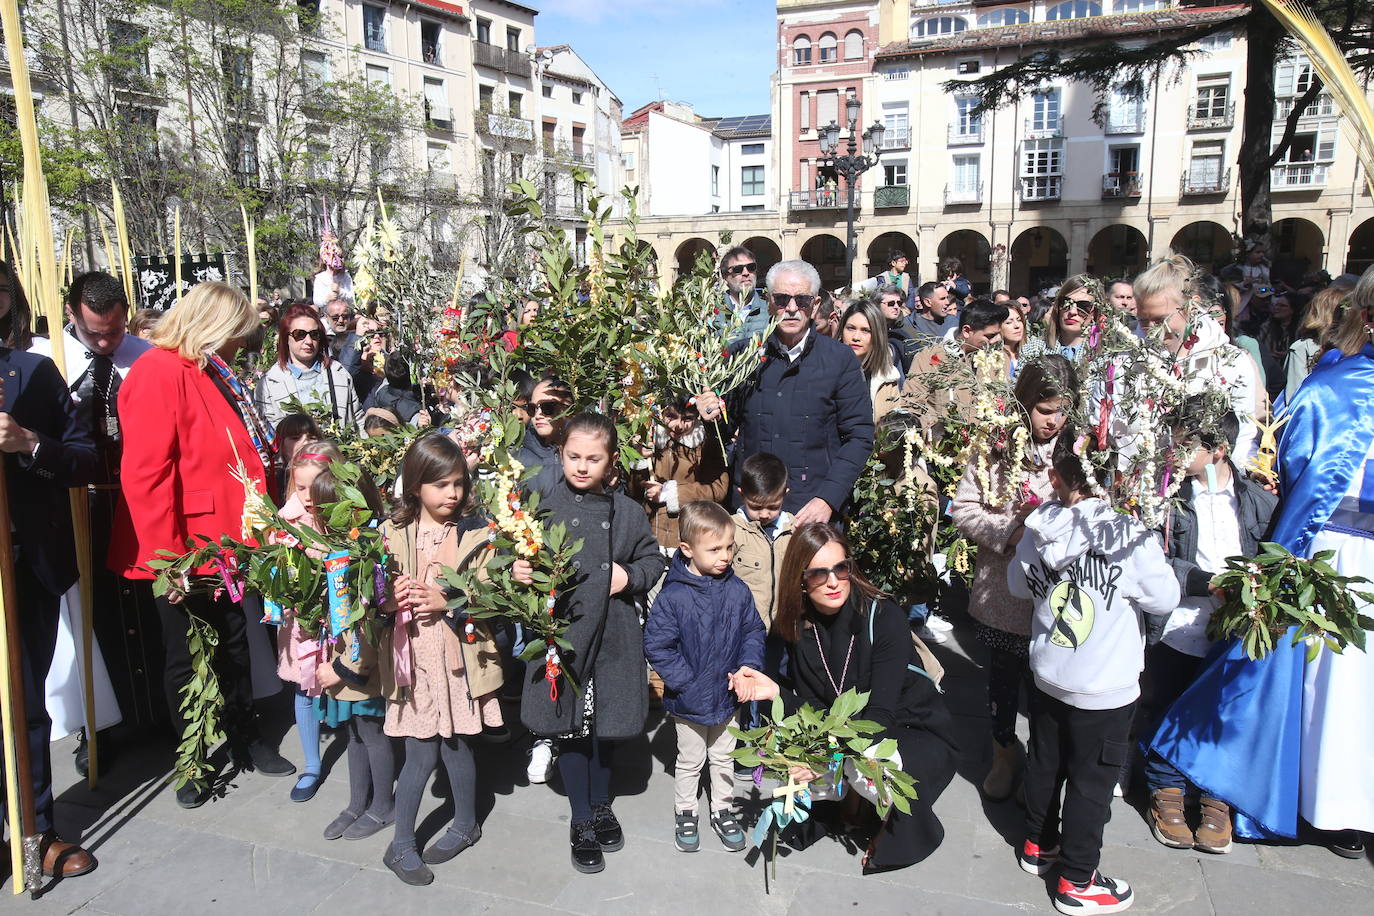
<box><xmin>812</xmin><ymin>624</ymin><xmax>854</xmax><ymax>697</ymax></box>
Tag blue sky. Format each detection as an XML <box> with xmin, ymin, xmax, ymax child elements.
<box><xmin>535</xmin><ymin>0</ymin><xmax>776</xmax><ymax>118</ymax></box>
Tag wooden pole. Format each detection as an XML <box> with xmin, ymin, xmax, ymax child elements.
<box><xmin>0</xmin><ymin>457</ymin><xmax>38</xmax><ymax>895</ymax></box>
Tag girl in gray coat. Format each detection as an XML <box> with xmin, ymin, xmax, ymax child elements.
<box><xmin>512</xmin><ymin>412</ymin><xmax>666</xmax><ymax>875</ymax></box>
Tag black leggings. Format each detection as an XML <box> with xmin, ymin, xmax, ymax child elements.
<box><xmin>155</xmin><ymin>591</ymin><xmax>256</xmax><ymax>746</ymax></box>
<box><xmin>987</xmin><ymin>645</ymin><xmax>1031</xmax><ymax>747</ymax></box>
<box><xmin>392</xmin><ymin>735</ymin><xmax>477</xmax><ymax>855</ymax></box>
<box><xmin>558</xmin><ymin>736</ymin><xmax>615</xmax><ymax>823</ymax></box>
<box><xmin>343</xmin><ymin>715</ymin><xmax>394</xmax><ymax>820</ymax></box>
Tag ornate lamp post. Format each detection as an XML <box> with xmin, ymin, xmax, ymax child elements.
<box><xmin>818</xmin><ymin>95</ymin><xmax>885</xmax><ymax>285</ymax></box>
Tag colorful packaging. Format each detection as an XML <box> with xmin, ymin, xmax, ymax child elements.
<box><xmin>324</xmin><ymin>551</ymin><xmax>353</xmax><ymax>636</ymax></box>
<box><xmin>262</xmin><ymin>596</ymin><xmax>284</xmax><ymax>625</ymax></box>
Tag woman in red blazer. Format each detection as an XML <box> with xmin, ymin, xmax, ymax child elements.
<box><xmin>111</xmin><ymin>281</ymin><xmax>294</xmax><ymax>808</ymax></box>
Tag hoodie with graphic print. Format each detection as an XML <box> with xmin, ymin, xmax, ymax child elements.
<box><xmin>1007</xmin><ymin>497</ymin><xmax>1180</xmax><ymax>710</ymax></box>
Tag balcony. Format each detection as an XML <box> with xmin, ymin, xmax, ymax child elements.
<box><xmin>473</xmin><ymin>41</ymin><xmax>531</xmax><ymax>78</ymax></box>
<box><xmin>1104</xmin><ymin>111</ymin><xmax>1146</xmax><ymax>134</ymax></box>
<box><xmin>547</xmin><ymin>142</ymin><xmax>594</xmax><ymax>166</ymax></box>
<box><xmin>944</xmin><ymin>182</ymin><xmax>982</xmax><ymax>205</ymax></box>
<box><xmin>874</xmin><ymin>185</ymin><xmax>909</xmax><ymax>208</ymax></box>
<box><xmin>479</xmin><ymin>111</ymin><xmax>534</xmax><ymax>141</ymax></box>
<box><xmin>1019</xmin><ymin>176</ymin><xmax>1061</xmax><ymax>201</ymax></box>
<box><xmin>1102</xmin><ymin>172</ymin><xmax>1143</xmax><ymax>198</ymax></box>
<box><xmin>880</xmin><ymin>128</ymin><xmax>911</xmax><ymax>151</ymax></box>
<box><xmin>1180</xmin><ymin>167</ymin><xmax>1231</xmax><ymax>196</ymax></box>
<box><xmin>1187</xmin><ymin>102</ymin><xmax>1234</xmax><ymax>130</ymax></box>
<box><xmin>1272</xmin><ymin>162</ymin><xmax>1330</xmax><ymax>189</ymax></box>
<box><xmin>1023</xmin><ymin>116</ymin><xmax>1063</xmax><ymax>139</ymax></box>
<box><xmin>948</xmin><ymin>123</ymin><xmax>983</xmax><ymax>145</ymax></box>
<box><xmin>790</xmin><ymin>188</ymin><xmax>851</xmax><ymax>210</ymax></box>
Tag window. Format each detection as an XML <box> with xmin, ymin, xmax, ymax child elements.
<box><xmin>542</xmin><ymin>85</ymin><xmax>553</xmax><ymax>98</ymax></box>
<box><xmin>1046</xmin><ymin>1</ymin><xmax>1101</xmax><ymax>20</ymax></box>
<box><xmin>1295</xmin><ymin>62</ymin><xmax>1315</xmax><ymax>95</ymax></box>
<box><xmin>742</xmin><ymin>205</ymin><xmax>765</xmax><ymax>212</ymax></box>
<box><xmin>952</xmin><ymin>154</ymin><xmax>980</xmax><ymax>192</ymax></box>
<box><xmin>711</xmin><ymin>165</ymin><xmax>720</xmax><ymax>196</ymax></box>
<box><xmin>916</xmin><ymin>17</ymin><xmax>967</xmax><ymax>38</ymax></box>
<box><xmin>371</xmin><ymin>141</ymin><xmax>391</xmax><ymax>179</ymax></box>
<box><xmin>818</xmin><ymin>33</ymin><xmax>837</xmax><ymax>63</ymax></box>
<box><xmin>800</xmin><ymin>91</ymin><xmax>810</xmax><ymax>130</ymax></box>
<box><xmin>421</xmin><ymin>20</ymin><xmax>440</xmax><ymax>65</ymax></box>
<box><xmin>423</xmin><ymin>77</ymin><xmax>447</xmax><ymax>122</ymax></box>
<box><xmin>222</xmin><ymin>48</ymin><xmax>251</xmax><ymax>94</ymax></box>
<box><xmin>510</xmin><ymin>152</ymin><xmax>524</xmax><ymax>182</ymax></box>
<box><xmin>542</xmin><ymin>120</ymin><xmax>556</xmax><ymax>149</ymax></box>
<box><xmin>977</xmin><ymin>9</ymin><xmax>1029</xmax><ymax>27</ymax></box>
<box><xmin>297</xmin><ymin>0</ymin><xmax>322</xmax><ymax>32</ymax></box>
<box><xmin>479</xmin><ymin>85</ymin><xmax>494</xmax><ymax>110</ymax></box>
<box><xmin>1278</xmin><ymin>130</ymin><xmax>1334</xmax><ymax>164</ymax></box>
<box><xmin>1106</xmin><ymin>84</ymin><xmax>1145</xmax><ymax>132</ymax></box>
<box><xmin>107</xmin><ymin>20</ymin><xmax>150</xmax><ymax>84</ymax></box>
<box><xmin>118</xmin><ymin>105</ymin><xmax>160</xmax><ymax>161</ymax></box>
<box><xmin>506</xmin><ymin>27</ymin><xmax>520</xmax><ymax>52</ymax></box>
<box><xmin>476</xmin><ymin>18</ymin><xmax>491</xmax><ymax>44</ymax></box>
<box><xmin>1195</xmin><ymin>78</ymin><xmax>1229</xmax><ymax>119</ymax></box>
<box><xmin>232</xmin><ymin>127</ymin><xmax>259</xmax><ymax>184</ymax></box>
<box><xmin>1199</xmin><ymin>29</ymin><xmax>1232</xmax><ymax>52</ymax></box>
<box><xmin>741</xmin><ymin>142</ymin><xmax>765</xmax><ymax>155</ymax></box>
<box><xmin>1109</xmin><ymin>144</ymin><xmax>1140</xmax><ymax>176</ymax></box>
<box><xmin>1188</xmin><ymin>140</ymin><xmax>1224</xmax><ymax>185</ymax></box>
<box><xmin>792</xmin><ymin>35</ymin><xmax>811</xmax><ymax>66</ymax></box>
<box><xmin>572</xmin><ymin>91</ymin><xmax>583</xmax><ymax>103</ymax></box>
<box><xmin>509</xmin><ymin>92</ymin><xmax>521</xmax><ymax>117</ymax></box>
<box><xmin>1030</xmin><ymin>89</ymin><xmax>1061</xmax><ymax>132</ymax></box>
<box><xmin>843</xmin><ymin>30</ymin><xmax>863</xmax><ymax>60</ymax></box>
<box><xmin>1112</xmin><ymin>0</ymin><xmax>1161</xmax><ymax>10</ymax></box>
<box><xmin>482</xmin><ymin>150</ymin><xmax>497</xmax><ymax>192</ymax></box>
<box><xmin>741</xmin><ymin>165</ymin><xmax>764</xmax><ymax>196</ymax></box>
<box><xmin>365</xmin><ymin>63</ymin><xmax>390</xmax><ymax>87</ymax></box>
<box><xmin>883</xmin><ymin>162</ymin><xmax>907</xmax><ymax>186</ymax></box>
<box><xmin>362</xmin><ymin>4</ymin><xmax>386</xmax><ymax>52</ymax></box>
<box><xmin>572</xmin><ymin>125</ymin><xmax>585</xmax><ymax>155</ymax></box>
<box><xmin>1021</xmin><ymin>139</ymin><xmax>1062</xmax><ymax>199</ymax></box>
<box><xmin>428</xmin><ymin>142</ymin><xmax>449</xmax><ymax>172</ymax></box>
<box><xmin>306</xmin><ymin>140</ymin><xmax>329</xmax><ymax>181</ymax></box>
<box><xmin>621</xmin><ymin>151</ymin><xmax>636</xmax><ymax>169</ymax></box>
<box><xmin>300</xmin><ymin>50</ymin><xmax>329</xmax><ymax>88</ymax></box>
<box><xmin>955</xmin><ymin>97</ymin><xmax>982</xmax><ymax>138</ymax></box>
<box><xmin>816</xmin><ymin>90</ymin><xmax>839</xmax><ymax>129</ymax></box>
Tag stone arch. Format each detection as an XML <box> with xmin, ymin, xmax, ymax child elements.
<box><xmin>1346</xmin><ymin>216</ymin><xmax>1374</xmax><ymax>276</ymax></box>
<box><xmin>800</xmin><ymin>233</ymin><xmax>847</xmax><ymax>291</ymax></box>
<box><xmin>865</xmin><ymin>231</ymin><xmax>918</xmax><ymax>285</ymax></box>
<box><xmin>741</xmin><ymin>236</ymin><xmax>783</xmax><ymax>284</ymax></box>
<box><xmin>1087</xmin><ymin>225</ymin><xmax>1148</xmax><ymax>281</ymax></box>
<box><xmin>1009</xmin><ymin>225</ymin><xmax>1068</xmax><ymax>295</ymax></box>
<box><xmin>1272</xmin><ymin>217</ymin><xmax>1324</xmax><ymax>287</ymax></box>
<box><xmin>673</xmin><ymin>237</ymin><xmax>716</xmax><ymax>281</ymax></box>
<box><xmin>1169</xmin><ymin>221</ymin><xmax>1233</xmax><ymax>273</ymax></box>
<box><xmin>938</xmin><ymin>229</ymin><xmax>992</xmax><ymax>295</ymax></box>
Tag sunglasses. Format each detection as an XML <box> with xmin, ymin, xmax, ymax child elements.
<box><xmin>1059</xmin><ymin>300</ymin><xmax>1095</xmax><ymax>316</ymax></box>
<box><xmin>289</xmin><ymin>328</ymin><xmax>324</xmax><ymax>342</ymax></box>
<box><xmin>530</xmin><ymin>400</ymin><xmax>568</xmax><ymax>418</ymax></box>
<box><xmin>771</xmin><ymin>293</ymin><xmax>817</xmax><ymax>312</ymax></box>
<box><xmin>725</xmin><ymin>262</ymin><xmax>757</xmax><ymax>276</ymax></box>
<box><xmin>801</xmin><ymin>559</ymin><xmax>854</xmax><ymax>590</ymax></box>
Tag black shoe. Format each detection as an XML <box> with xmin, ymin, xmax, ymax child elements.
<box><xmin>590</xmin><ymin>803</ymin><xmax>624</xmax><ymax>852</ymax></box>
<box><xmin>240</xmin><ymin>741</ymin><xmax>296</xmax><ymax>778</ymax></box>
<box><xmin>1327</xmin><ymin>830</ymin><xmax>1366</xmax><ymax>859</ymax></box>
<box><xmin>75</xmin><ymin>730</ymin><xmax>89</xmax><ymax>779</ymax></box>
<box><xmin>422</xmin><ymin>824</ymin><xmax>480</xmax><ymax>865</ymax></box>
<box><xmin>175</xmin><ymin>781</ymin><xmax>208</xmax><ymax>809</ymax></box>
<box><xmin>570</xmin><ymin>821</ymin><xmax>605</xmax><ymax>874</ymax></box>
<box><xmin>383</xmin><ymin>843</ymin><xmax>434</xmax><ymax>886</ymax></box>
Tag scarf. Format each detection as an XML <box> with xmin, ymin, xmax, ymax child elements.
<box><xmin>205</xmin><ymin>350</ymin><xmax>277</xmax><ymax>476</ymax></box>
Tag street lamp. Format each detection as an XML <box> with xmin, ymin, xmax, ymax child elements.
<box><xmin>817</xmin><ymin>96</ymin><xmax>884</xmax><ymax>285</ymax></box>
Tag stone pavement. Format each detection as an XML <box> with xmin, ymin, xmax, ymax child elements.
<box><xmin>2</xmin><ymin>624</ymin><xmax>1371</xmax><ymax>916</ymax></box>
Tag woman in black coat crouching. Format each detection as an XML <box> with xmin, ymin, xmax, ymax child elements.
<box><xmin>730</xmin><ymin>522</ymin><xmax>957</xmax><ymax>872</ymax></box>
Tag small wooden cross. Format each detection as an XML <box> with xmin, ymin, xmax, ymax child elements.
<box><xmin>773</xmin><ymin>775</ymin><xmax>806</xmax><ymax>816</ymax></box>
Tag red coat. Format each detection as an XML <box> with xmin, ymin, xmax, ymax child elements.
<box><xmin>109</xmin><ymin>347</ymin><xmax>270</xmax><ymax>580</ymax></box>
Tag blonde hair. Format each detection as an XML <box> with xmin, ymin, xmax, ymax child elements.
<box><xmin>678</xmin><ymin>500</ymin><xmax>733</xmax><ymax>548</ymax></box>
<box><xmin>1132</xmin><ymin>253</ymin><xmax>1196</xmax><ymax>314</ymax></box>
<box><xmin>150</xmin><ymin>281</ymin><xmax>257</xmax><ymax>367</ymax></box>
<box><xmin>1325</xmin><ymin>265</ymin><xmax>1374</xmax><ymax>357</ymax></box>
<box><xmin>291</xmin><ymin>439</ymin><xmax>344</xmax><ymax>475</ymax></box>
<box><xmin>1297</xmin><ymin>283</ymin><xmax>1352</xmax><ymax>340</ymax></box>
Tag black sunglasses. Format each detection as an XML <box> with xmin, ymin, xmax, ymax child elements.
<box><xmin>771</xmin><ymin>293</ymin><xmax>817</xmax><ymax>312</ymax></box>
<box><xmin>530</xmin><ymin>399</ymin><xmax>568</xmax><ymax>418</ymax></box>
<box><xmin>802</xmin><ymin>559</ymin><xmax>853</xmax><ymax>589</ymax></box>
<box><xmin>289</xmin><ymin>328</ymin><xmax>324</xmax><ymax>342</ymax></box>
<box><xmin>725</xmin><ymin>262</ymin><xmax>757</xmax><ymax>276</ymax></box>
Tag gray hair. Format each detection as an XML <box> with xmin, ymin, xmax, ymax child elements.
<box><xmin>870</xmin><ymin>283</ymin><xmax>905</xmax><ymax>303</ymax></box>
<box><xmin>765</xmin><ymin>259</ymin><xmax>821</xmax><ymax>296</ymax></box>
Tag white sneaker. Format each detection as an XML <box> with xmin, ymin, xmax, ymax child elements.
<box><xmin>924</xmin><ymin>614</ymin><xmax>954</xmax><ymax>633</ymax></box>
<box><xmin>915</xmin><ymin>623</ymin><xmax>947</xmax><ymax>645</ymax></box>
<box><xmin>528</xmin><ymin>739</ymin><xmax>554</xmax><ymax>784</ymax></box>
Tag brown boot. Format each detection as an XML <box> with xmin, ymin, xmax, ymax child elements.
<box><xmin>1148</xmin><ymin>788</ymin><xmax>1194</xmax><ymax>849</ymax></box>
<box><xmin>981</xmin><ymin>738</ymin><xmax>1023</xmax><ymax>801</ymax></box>
<box><xmin>1195</xmin><ymin>797</ymin><xmax>1233</xmax><ymax>854</ymax></box>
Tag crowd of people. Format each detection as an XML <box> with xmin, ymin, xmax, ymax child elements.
<box><xmin>1</xmin><ymin>234</ymin><xmax>1372</xmax><ymax>915</ymax></box>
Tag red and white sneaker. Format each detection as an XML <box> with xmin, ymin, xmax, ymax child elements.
<box><xmin>1053</xmin><ymin>872</ymin><xmax>1134</xmax><ymax>914</ymax></box>
<box><xmin>1018</xmin><ymin>839</ymin><xmax>1060</xmax><ymax>876</ymax></box>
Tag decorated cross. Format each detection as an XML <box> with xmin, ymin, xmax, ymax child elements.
<box><xmin>772</xmin><ymin>775</ymin><xmax>807</xmax><ymax>817</ymax></box>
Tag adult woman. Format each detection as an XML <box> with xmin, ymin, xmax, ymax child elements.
<box><xmin>514</xmin><ymin>373</ymin><xmax>573</xmax><ymax>473</ymax></box>
<box><xmin>730</xmin><ymin>524</ymin><xmax>957</xmax><ymax>872</ymax></box>
<box><xmin>1258</xmin><ymin>292</ymin><xmax>1306</xmax><ymax>402</ymax></box>
<box><xmin>1021</xmin><ymin>275</ymin><xmax>1100</xmax><ymax>363</ymax></box>
<box><xmin>1000</xmin><ymin>307</ymin><xmax>1027</xmax><ymax>377</ymax></box>
<box><xmin>839</xmin><ymin>300</ymin><xmax>902</xmax><ymax>423</ymax></box>
<box><xmin>254</xmin><ymin>303</ymin><xmax>361</xmax><ymax>431</ymax></box>
<box><xmin>1150</xmin><ymin>265</ymin><xmax>1374</xmax><ymax>857</ymax></box>
<box><xmin>1285</xmin><ymin>283</ymin><xmax>1350</xmax><ymax>401</ymax></box>
<box><xmin>111</xmin><ymin>282</ymin><xmax>295</xmax><ymax>809</ymax></box>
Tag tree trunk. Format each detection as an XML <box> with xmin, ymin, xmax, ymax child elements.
<box><xmin>1238</xmin><ymin>10</ymin><xmax>1283</xmax><ymax>252</ymax></box>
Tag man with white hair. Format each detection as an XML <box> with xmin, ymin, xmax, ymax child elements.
<box><xmin>698</xmin><ymin>260</ymin><xmax>874</xmax><ymax>523</ymax></box>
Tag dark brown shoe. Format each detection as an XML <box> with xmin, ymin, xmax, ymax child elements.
<box><xmin>41</xmin><ymin>833</ymin><xmax>97</xmax><ymax>878</ymax></box>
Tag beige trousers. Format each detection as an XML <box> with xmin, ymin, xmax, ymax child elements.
<box><xmin>673</xmin><ymin>716</ymin><xmax>738</xmax><ymax>814</ymax></box>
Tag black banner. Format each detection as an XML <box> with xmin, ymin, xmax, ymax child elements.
<box><xmin>131</xmin><ymin>253</ymin><xmax>229</xmax><ymax>311</ymax></box>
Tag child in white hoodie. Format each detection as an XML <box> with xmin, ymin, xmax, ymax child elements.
<box><xmin>1008</xmin><ymin>426</ymin><xmax>1179</xmax><ymax>916</ymax></box>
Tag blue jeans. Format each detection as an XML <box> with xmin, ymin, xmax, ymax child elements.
<box><xmin>1141</xmin><ymin>643</ymin><xmax>1206</xmax><ymax>792</ymax></box>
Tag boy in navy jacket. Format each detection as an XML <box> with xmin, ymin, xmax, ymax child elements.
<box><xmin>644</xmin><ymin>501</ymin><xmax>764</xmax><ymax>854</ymax></box>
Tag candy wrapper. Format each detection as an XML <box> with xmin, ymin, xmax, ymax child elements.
<box><xmin>262</xmin><ymin>596</ymin><xmax>284</xmax><ymax>626</ymax></box>
<box><xmin>325</xmin><ymin>551</ymin><xmax>354</xmax><ymax>637</ymax></box>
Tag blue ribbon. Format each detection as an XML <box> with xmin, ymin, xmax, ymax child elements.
<box><xmin>750</xmin><ymin>788</ymin><xmax>811</xmax><ymax>848</ymax></box>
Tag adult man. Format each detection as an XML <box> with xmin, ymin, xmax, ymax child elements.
<box><xmin>31</xmin><ymin>273</ymin><xmax>163</xmax><ymax>758</ymax></box>
<box><xmin>323</xmin><ymin>297</ymin><xmax>353</xmax><ymax>338</ymax></box>
<box><xmin>718</xmin><ymin>246</ymin><xmax>769</xmax><ymax>343</ymax></box>
<box><xmin>905</xmin><ymin>298</ymin><xmax>1009</xmax><ymax>431</ymax></box>
<box><xmin>992</xmin><ymin>290</ymin><xmax>1011</xmax><ymax>304</ymax></box>
<box><xmin>908</xmin><ymin>282</ymin><xmax>956</xmax><ymax>343</ymax></box>
<box><xmin>1</xmin><ymin>283</ymin><xmax>100</xmax><ymax>878</ymax></box>
<box><xmin>697</xmin><ymin>260</ymin><xmax>873</xmax><ymax>524</ymax></box>
<box><xmin>874</xmin><ymin>283</ymin><xmax>917</xmax><ymax>374</ymax></box>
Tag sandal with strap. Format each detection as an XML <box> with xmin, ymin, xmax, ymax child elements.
<box><xmin>675</xmin><ymin>811</ymin><xmax>700</xmax><ymax>853</ymax></box>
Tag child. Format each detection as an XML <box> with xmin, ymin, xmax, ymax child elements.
<box><xmin>637</xmin><ymin>396</ymin><xmax>729</xmax><ymax>551</ymax></box>
<box><xmin>1142</xmin><ymin>406</ymin><xmax>1275</xmax><ymax>855</ymax></box>
<box><xmin>643</xmin><ymin>501</ymin><xmax>764</xmax><ymax>854</ymax></box>
<box><xmin>380</xmin><ymin>434</ymin><xmax>506</xmax><ymax>886</ymax></box>
<box><xmin>1008</xmin><ymin>426</ymin><xmax>1179</xmax><ymax>915</ymax></box>
<box><xmin>951</xmin><ymin>355</ymin><xmax>1075</xmax><ymax>801</ymax></box>
<box><xmin>730</xmin><ymin>453</ymin><xmax>795</xmax><ymax>631</ymax></box>
<box><xmin>275</xmin><ymin>440</ymin><xmax>342</xmax><ymax>803</ymax></box>
<box><xmin>513</xmin><ymin>412</ymin><xmax>666</xmax><ymax>875</ymax></box>
<box><xmin>306</xmin><ymin>469</ymin><xmax>396</xmax><ymax>843</ymax></box>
